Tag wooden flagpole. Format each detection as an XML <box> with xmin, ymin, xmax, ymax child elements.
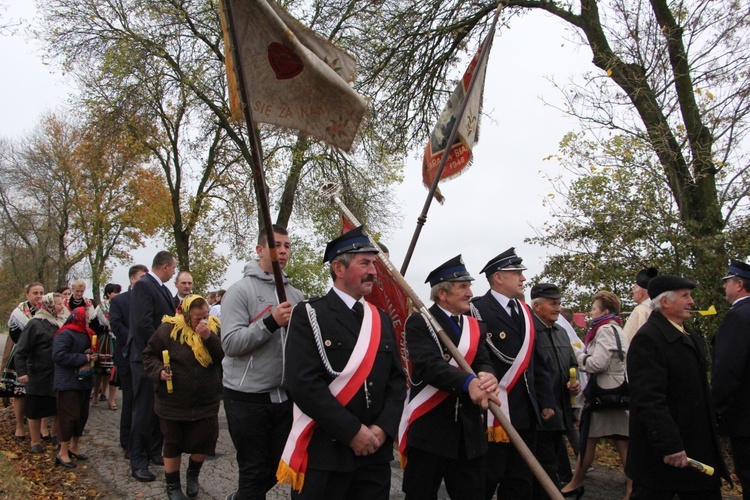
<box><xmin>222</xmin><ymin>0</ymin><xmax>286</xmax><ymax>301</ymax></box>
<box><xmin>400</xmin><ymin>1</ymin><xmax>506</xmax><ymax>277</ymax></box>
<box><xmin>321</xmin><ymin>182</ymin><xmax>564</xmax><ymax>500</ymax></box>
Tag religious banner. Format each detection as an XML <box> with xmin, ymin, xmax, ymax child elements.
<box><xmin>221</xmin><ymin>0</ymin><xmax>367</xmax><ymax>151</ymax></box>
<box><xmin>422</xmin><ymin>41</ymin><xmax>490</xmax><ymax>203</ymax></box>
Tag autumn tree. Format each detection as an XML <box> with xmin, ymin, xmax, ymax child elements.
<box><xmin>38</xmin><ymin>0</ymin><xmax>404</xmax><ymax>280</ymax></box>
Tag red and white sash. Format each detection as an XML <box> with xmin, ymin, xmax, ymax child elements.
<box><xmin>397</xmin><ymin>315</ymin><xmax>480</xmax><ymax>466</ymax></box>
<box><xmin>487</xmin><ymin>300</ymin><xmax>535</xmax><ymax>442</ymax></box>
<box><xmin>277</xmin><ymin>301</ymin><xmax>381</xmax><ymax>492</ymax></box>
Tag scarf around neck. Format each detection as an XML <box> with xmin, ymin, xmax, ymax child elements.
<box><xmin>162</xmin><ymin>294</ymin><xmax>220</xmax><ymax>368</ymax></box>
<box><xmin>57</xmin><ymin>307</ymin><xmax>96</xmax><ymax>345</ymax></box>
<box><xmin>584</xmin><ymin>312</ymin><xmax>623</xmax><ymax>346</ymax></box>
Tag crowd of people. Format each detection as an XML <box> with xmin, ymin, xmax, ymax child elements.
<box><xmin>3</xmin><ymin>226</ymin><xmax>749</xmax><ymax>500</ymax></box>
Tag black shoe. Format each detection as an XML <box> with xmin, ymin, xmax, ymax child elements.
<box><xmin>55</xmin><ymin>455</ymin><xmax>76</xmax><ymax>468</ymax></box>
<box><xmin>132</xmin><ymin>468</ymin><xmax>156</xmax><ymax>482</ymax></box>
<box><xmin>41</xmin><ymin>434</ymin><xmax>52</xmax><ymax>441</ymax></box>
<box><xmin>561</xmin><ymin>484</ymin><xmax>585</xmax><ymax>499</ymax></box>
<box><xmin>186</xmin><ymin>471</ymin><xmax>199</xmax><ymax>497</ymax></box>
<box><xmin>30</xmin><ymin>444</ymin><xmax>44</xmax><ymax>454</ymax></box>
<box><xmin>69</xmin><ymin>451</ymin><xmax>88</xmax><ymax>460</ymax></box>
<box><xmin>166</xmin><ymin>482</ymin><xmax>189</xmax><ymax>500</ymax></box>
<box><xmin>149</xmin><ymin>456</ymin><xmax>164</xmax><ymax>466</ymax></box>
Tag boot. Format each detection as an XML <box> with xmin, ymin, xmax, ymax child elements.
<box><xmin>166</xmin><ymin>471</ymin><xmax>188</xmax><ymax>500</ymax></box>
<box><xmin>186</xmin><ymin>458</ymin><xmax>203</xmax><ymax>498</ymax></box>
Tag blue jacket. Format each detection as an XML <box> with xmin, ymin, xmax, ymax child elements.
<box><xmin>53</xmin><ymin>329</ymin><xmax>95</xmax><ymax>392</ymax></box>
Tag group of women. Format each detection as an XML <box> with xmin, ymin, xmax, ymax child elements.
<box><xmin>5</xmin><ymin>281</ymin><xmax>224</xmax><ymax>498</ymax></box>
<box><xmin>3</xmin><ymin>280</ymin><xmax>122</xmax><ymax>466</ymax></box>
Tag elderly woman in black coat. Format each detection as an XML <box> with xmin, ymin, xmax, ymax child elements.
<box><xmin>53</xmin><ymin>307</ymin><xmax>98</xmax><ymax>468</ymax></box>
<box><xmin>143</xmin><ymin>294</ymin><xmax>223</xmax><ymax>499</ymax></box>
<box><xmin>15</xmin><ymin>292</ymin><xmax>65</xmax><ymax>452</ymax></box>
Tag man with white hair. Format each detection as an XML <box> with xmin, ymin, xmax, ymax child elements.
<box><xmin>626</xmin><ymin>275</ymin><xmax>730</xmax><ymax>498</ymax></box>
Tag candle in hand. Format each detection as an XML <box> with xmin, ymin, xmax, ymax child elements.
<box><xmin>162</xmin><ymin>350</ymin><xmax>173</xmax><ymax>393</ymax></box>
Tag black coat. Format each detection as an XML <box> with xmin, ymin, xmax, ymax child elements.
<box><xmin>53</xmin><ymin>329</ymin><xmax>95</xmax><ymax>392</ymax></box>
<box><xmin>470</xmin><ymin>292</ymin><xmax>555</xmax><ymax>430</ymax></box>
<box><xmin>404</xmin><ymin>304</ymin><xmax>494</xmax><ymax>460</ymax></box>
<box><xmin>109</xmin><ymin>291</ymin><xmax>131</xmax><ymax>366</ymax></box>
<box><xmin>284</xmin><ymin>289</ymin><xmax>406</xmax><ymax>472</ymax></box>
<box><xmin>127</xmin><ymin>274</ymin><xmax>178</xmax><ymax>363</ymax></box>
<box><xmin>14</xmin><ymin>317</ymin><xmax>58</xmax><ymax>397</ymax></box>
<box><xmin>533</xmin><ymin>316</ymin><xmax>577</xmax><ymax>432</ymax></box>
<box><xmin>626</xmin><ymin>310</ymin><xmax>730</xmax><ymax>491</ymax></box>
<box><xmin>712</xmin><ymin>296</ymin><xmax>750</xmax><ymax>437</ymax></box>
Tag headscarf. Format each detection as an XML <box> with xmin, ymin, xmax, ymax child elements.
<box><xmin>56</xmin><ymin>307</ymin><xmax>96</xmax><ymax>346</ymax></box>
<box><xmin>161</xmin><ymin>294</ymin><xmax>220</xmax><ymax>368</ymax></box>
<box><xmin>34</xmin><ymin>293</ymin><xmax>64</xmax><ymax>327</ymax></box>
<box><xmin>584</xmin><ymin>312</ymin><xmax>623</xmax><ymax>346</ymax></box>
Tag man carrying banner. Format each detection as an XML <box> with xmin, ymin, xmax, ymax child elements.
<box><xmin>399</xmin><ymin>255</ymin><xmax>499</xmax><ymax>499</ymax></box>
<box><xmin>278</xmin><ymin>226</ymin><xmax>406</xmax><ymax>499</ymax></box>
<box><xmin>469</xmin><ymin>247</ymin><xmax>555</xmax><ymax>499</ymax></box>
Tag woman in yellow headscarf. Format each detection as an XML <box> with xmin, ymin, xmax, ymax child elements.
<box><xmin>143</xmin><ymin>295</ymin><xmax>223</xmax><ymax>499</ymax></box>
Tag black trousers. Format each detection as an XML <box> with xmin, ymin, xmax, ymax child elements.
<box><xmin>731</xmin><ymin>436</ymin><xmax>750</xmax><ymax>500</ymax></box>
<box><xmin>403</xmin><ymin>447</ymin><xmax>485</xmax><ymax>500</ymax></box>
<box><xmin>129</xmin><ymin>360</ymin><xmax>162</xmax><ymax>471</ymax></box>
<box><xmin>485</xmin><ymin>427</ymin><xmax>537</xmax><ymax>500</ymax></box>
<box><xmin>630</xmin><ymin>482</ymin><xmax>722</xmax><ymax>500</ymax></box>
<box><xmin>224</xmin><ymin>394</ymin><xmax>292</xmax><ymax>499</ymax></box>
<box><xmin>292</xmin><ymin>462</ymin><xmax>391</xmax><ymax>500</ymax></box>
<box><xmin>116</xmin><ymin>359</ymin><xmax>133</xmax><ymax>452</ymax></box>
<box><xmin>535</xmin><ymin>430</ymin><xmax>565</xmax><ymax>499</ymax></box>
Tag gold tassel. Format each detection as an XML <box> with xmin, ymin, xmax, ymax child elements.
<box><xmin>276</xmin><ymin>460</ymin><xmax>305</xmax><ymax>492</ymax></box>
<box><xmin>399</xmin><ymin>451</ymin><xmax>407</xmax><ymax>470</ymax></box>
<box><xmin>218</xmin><ymin>0</ymin><xmax>244</xmax><ymax>122</ymax></box>
<box><xmin>487</xmin><ymin>425</ymin><xmax>510</xmax><ymax>443</ymax></box>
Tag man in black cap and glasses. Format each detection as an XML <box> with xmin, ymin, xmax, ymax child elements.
<box><xmin>469</xmin><ymin>247</ymin><xmax>555</xmax><ymax>499</ymax></box>
<box><xmin>280</xmin><ymin>226</ymin><xmax>406</xmax><ymax>500</ymax></box>
<box><xmin>399</xmin><ymin>255</ymin><xmax>499</xmax><ymax>500</ymax></box>
<box><xmin>627</xmin><ymin>275</ymin><xmax>731</xmax><ymax>499</ymax></box>
<box><xmin>713</xmin><ymin>259</ymin><xmax>750</xmax><ymax>499</ymax></box>
<box><xmin>530</xmin><ymin>283</ymin><xmax>580</xmax><ymax>495</ymax></box>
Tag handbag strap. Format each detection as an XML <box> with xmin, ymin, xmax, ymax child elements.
<box><xmin>611</xmin><ymin>325</ymin><xmax>628</xmax><ymax>383</ymax></box>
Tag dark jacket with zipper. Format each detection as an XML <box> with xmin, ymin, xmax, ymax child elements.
<box><xmin>143</xmin><ymin>322</ymin><xmax>224</xmax><ymax>421</ymax></box>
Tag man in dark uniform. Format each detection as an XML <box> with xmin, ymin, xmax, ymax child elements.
<box><xmin>529</xmin><ymin>283</ymin><xmax>580</xmax><ymax>496</ymax></box>
<box><xmin>627</xmin><ymin>275</ymin><xmax>731</xmax><ymax>499</ymax></box>
<box><xmin>713</xmin><ymin>260</ymin><xmax>750</xmax><ymax>499</ymax></box>
<box><xmin>469</xmin><ymin>247</ymin><xmax>555</xmax><ymax>499</ymax></box>
<box><xmin>128</xmin><ymin>251</ymin><xmax>179</xmax><ymax>482</ymax></box>
<box><xmin>400</xmin><ymin>255</ymin><xmax>499</xmax><ymax>500</ymax></box>
<box><xmin>109</xmin><ymin>263</ymin><xmax>148</xmax><ymax>458</ymax></box>
<box><xmin>281</xmin><ymin>226</ymin><xmax>406</xmax><ymax>499</ymax></box>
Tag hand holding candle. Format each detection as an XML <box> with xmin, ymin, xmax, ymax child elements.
<box><xmin>687</xmin><ymin>458</ymin><xmax>714</xmax><ymax>476</ymax></box>
<box><xmin>162</xmin><ymin>350</ymin><xmax>173</xmax><ymax>393</ymax></box>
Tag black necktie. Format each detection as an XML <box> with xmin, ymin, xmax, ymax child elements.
<box><xmin>352</xmin><ymin>302</ymin><xmax>364</xmax><ymax>325</ymax></box>
<box><xmin>450</xmin><ymin>315</ymin><xmax>462</xmax><ymax>329</ymax></box>
<box><xmin>509</xmin><ymin>299</ymin><xmax>522</xmax><ymax>330</ymax></box>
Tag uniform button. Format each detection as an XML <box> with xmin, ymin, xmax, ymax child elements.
<box><xmin>368</xmin><ymin>382</ymin><xmax>374</xmax><ymax>386</ymax></box>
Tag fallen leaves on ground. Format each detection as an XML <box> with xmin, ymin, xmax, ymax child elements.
<box><xmin>0</xmin><ymin>404</ymin><xmax>105</xmax><ymax>499</ymax></box>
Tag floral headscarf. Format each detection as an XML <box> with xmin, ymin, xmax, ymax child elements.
<box><xmin>162</xmin><ymin>294</ymin><xmax>220</xmax><ymax>367</ymax></box>
<box><xmin>34</xmin><ymin>293</ymin><xmax>64</xmax><ymax>327</ymax></box>
<box><xmin>56</xmin><ymin>307</ymin><xmax>96</xmax><ymax>346</ymax></box>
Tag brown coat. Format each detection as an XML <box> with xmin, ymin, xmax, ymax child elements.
<box><xmin>143</xmin><ymin>322</ymin><xmax>224</xmax><ymax>421</ymax></box>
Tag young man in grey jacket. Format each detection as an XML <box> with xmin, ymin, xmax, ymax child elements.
<box><xmin>221</xmin><ymin>225</ymin><xmax>305</xmax><ymax>500</ymax></box>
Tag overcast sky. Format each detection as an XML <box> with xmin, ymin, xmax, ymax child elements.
<box><xmin>0</xmin><ymin>2</ymin><xmax>593</xmax><ymax>301</ymax></box>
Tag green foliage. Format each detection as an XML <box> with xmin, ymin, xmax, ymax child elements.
<box><xmin>283</xmin><ymin>235</ymin><xmax>331</xmax><ymax>299</ymax></box>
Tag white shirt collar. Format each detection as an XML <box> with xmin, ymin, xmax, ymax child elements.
<box><xmin>733</xmin><ymin>295</ymin><xmax>750</xmax><ymax>307</ymax></box>
<box><xmin>148</xmin><ymin>270</ymin><xmax>163</xmax><ymax>287</ymax></box>
<box><xmin>332</xmin><ymin>285</ymin><xmax>364</xmax><ymax>310</ymax></box>
<box><xmin>436</xmin><ymin>304</ymin><xmax>458</xmax><ymax>318</ymax></box>
<box><xmin>490</xmin><ymin>289</ymin><xmax>513</xmax><ymax>311</ymax></box>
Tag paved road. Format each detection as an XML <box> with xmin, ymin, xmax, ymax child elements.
<box><xmin>0</xmin><ymin>332</ymin><xmax>660</xmax><ymax>500</ymax></box>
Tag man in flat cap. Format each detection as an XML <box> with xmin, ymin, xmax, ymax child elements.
<box><xmin>469</xmin><ymin>247</ymin><xmax>555</xmax><ymax>499</ymax></box>
<box><xmin>712</xmin><ymin>259</ymin><xmax>750</xmax><ymax>498</ymax></box>
<box><xmin>399</xmin><ymin>255</ymin><xmax>499</xmax><ymax>500</ymax></box>
<box><xmin>624</xmin><ymin>267</ymin><xmax>659</xmax><ymax>342</ymax></box>
<box><xmin>279</xmin><ymin>226</ymin><xmax>406</xmax><ymax>499</ymax></box>
<box><xmin>530</xmin><ymin>283</ymin><xmax>580</xmax><ymax>495</ymax></box>
<box><xmin>626</xmin><ymin>275</ymin><xmax>730</xmax><ymax>499</ymax></box>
